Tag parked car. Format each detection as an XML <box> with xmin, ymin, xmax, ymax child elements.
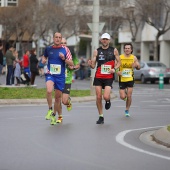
<box><xmin>134</xmin><ymin>61</ymin><xmax>170</xmax><ymax>84</ymax></box>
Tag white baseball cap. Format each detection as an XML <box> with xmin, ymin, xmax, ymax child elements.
<box><xmin>101</xmin><ymin>33</ymin><xmax>110</xmax><ymax>39</ymax></box>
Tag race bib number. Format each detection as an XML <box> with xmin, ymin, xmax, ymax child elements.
<box><xmin>122</xmin><ymin>69</ymin><xmax>132</xmax><ymax>77</ymax></box>
<box><xmin>101</xmin><ymin>65</ymin><xmax>111</xmax><ymax>74</ymax></box>
<box><xmin>50</xmin><ymin>64</ymin><xmax>61</xmax><ymax>74</ymax></box>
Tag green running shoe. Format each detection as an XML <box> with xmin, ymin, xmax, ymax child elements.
<box><xmin>45</xmin><ymin>109</ymin><xmax>53</xmax><ymax>120</ymax></box>
<box><xmin>67</xmin><ymin>97</ymin><xmax>72</xmax><ymax>111</ymax></box>
<box><xmin>124</xmin><ymin>97</ymin><xmax>127</xmax><ymax>101</ymax></box>
<box><xmin>125</xmin><ymin>110</ymin><xmax>130</xmax><ymax>117</ymax></box>
<box><xmin>50</xmin><ymin>115</ymin><xmax>56</xmax><ymax>125</ymax></box>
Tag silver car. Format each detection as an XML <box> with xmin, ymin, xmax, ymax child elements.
<box><xmin>134</xmin><ymin>61</ymin><xmax>170</xmax><ymax>84</ymax></box>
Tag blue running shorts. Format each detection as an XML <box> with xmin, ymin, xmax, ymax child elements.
<box><xmin>45</xmin><ymin>74</ymin><xmax>65</xmax><ymax>91</ymax></box>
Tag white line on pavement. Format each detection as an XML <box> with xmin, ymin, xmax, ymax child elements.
<box><xmin>116</xmin><ymin>126</ymin><xmax>170</xmax><ymax>160</ymax></box>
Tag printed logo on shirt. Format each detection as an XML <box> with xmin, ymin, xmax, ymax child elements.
<box><xmin>99</xmin><ymin>52</ymin><xmax>105</xmax><ymax>60</ymax></box>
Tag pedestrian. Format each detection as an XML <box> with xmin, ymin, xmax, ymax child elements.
<box><xmin>117</xmin><ymin>43</ymin><xmax>140</xmax><ymax>117</ymax></box>
<box><xmin>22</xmin><ymin>50</ymin><xmax>31</xmax><ymax>78</ymax></box>
<box><xmin>38</xmin><ymin>54</ymin><xmax>45</xmax><ymax>77</ymax></box>
<box><xmin>0</xmin><ymin>42</ymin><xmax>4</xmax><ymax>84</ymax></box>
<box><xmin>61</xmin><ymin>38</ymin><xmax>80</xmax><ymax>115</ymax></box>
<box><xmin>5</xmin><ymin>44</ymin><xmax>16</xmax><ymax>85</ymax></box>
<box><xmin>13</xmin><ymin>50</ymin><xmax>21</xmax><ymax>86</ymax></box>
<box><xmin>42</xmin><ymin>32</ymin><xmax>73</xmax><ymax>125</ymax></box>
<box><xmin>88</xmin><ymin>33</ymin><xmax>120</xmax><ymax>124</ymax></box>
<box><xmin>79</xmin><ymin>57</ymin><xmax>86</xmax><ymax>80</ymax></box>
<box><xmin>30</xmin><ymin>48</ymin><xmax>39</xmax><ymax>85</ymax></box>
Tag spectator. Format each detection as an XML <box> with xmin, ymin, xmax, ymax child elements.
<box><xmin>5</xmin><ymin>45</ymin><xmax>15</xmax><ymax>85</ymax></box>
<box><xmin>38</xmin><ymin>54</ymin><xmax>45</xmax><ymax>77</ymax></box>
<box><xmin>0</xmin><ymin>42</ymin><xmax>3</xmax><ymax>84</ymax></box>
<box><xmin>30</xmin><ymin>48</ymin><xmax>39</xmax><ymax>85</ymax></box>
<box><xmin>13</xmin><ymin>50</ymin><xmax>21</xmax><ymax>86</ymax></box>
<box><xmin>22</xmin><ymin>50</ymin><xmax>31</xmax><ymax>77</ymax></box>
<box><xmin>79</xmin><ymin>57</ymin><xmax>86</xmax><ymax>80</ymax></box>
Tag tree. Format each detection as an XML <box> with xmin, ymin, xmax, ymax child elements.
<box><xmin>136</xmin><ymin>0</ymin><xmax>170</xmax><ymax>61</ymax></box>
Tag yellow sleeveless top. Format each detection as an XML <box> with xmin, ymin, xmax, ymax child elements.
<box><xmin>119</xmin><ymin>54</ymin><xmax>135</xmax><ymax>82</ymax></box>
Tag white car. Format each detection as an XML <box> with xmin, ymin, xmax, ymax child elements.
<box><xmin>134</xmin><ymin>61</ymin><xmax>170</xmax><ymax>84</ymax></box>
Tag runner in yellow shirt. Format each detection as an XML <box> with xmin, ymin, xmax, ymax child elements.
<box><xmin>117</xmin><ymin>43</ymin><xmax>140</xmax><ymax>117</ymax></box>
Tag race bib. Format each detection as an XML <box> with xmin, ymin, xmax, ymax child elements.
<box><xmin>122</xmin><ymin>69</ymin><xmax>132</xmax><ymax>77</ymax></box>
<box><xmin>101</xmin><ymin>65</ymin><xmax>111</xmax><ymax>74</ymax></box>
<box><xmin>50</xmin><ymin>64</ymin><xmax>61</xmax><ymax>74</ymax></box>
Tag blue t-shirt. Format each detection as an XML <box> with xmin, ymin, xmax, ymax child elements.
<box><xmin>44</xmin><ymin>46</ymin><xmax>67</xmax><ymax>78</ymax></box>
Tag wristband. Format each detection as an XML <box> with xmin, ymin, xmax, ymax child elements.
<box><xmin>114</xmin><ymin>68</ymin><xmax>119</xmax><ymax>73</ymax></box>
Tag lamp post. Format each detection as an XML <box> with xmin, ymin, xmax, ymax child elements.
<box><xmin>90</xmin><ymin>0</ymin><xmax>100</xmax><ymax>95</ymax></box>
<box><xmin>87</xmin><ymin>0</ymin><xmax>104</xmax><ymax>95</ymax></box>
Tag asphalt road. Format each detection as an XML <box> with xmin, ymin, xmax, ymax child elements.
<box><xmin>0</xmin><ymin>78</ymin><xmax>170</xmax><ymax>170</ymax></box>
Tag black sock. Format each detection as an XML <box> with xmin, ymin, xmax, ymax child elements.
<box><xmin>49</xmin><ymin>107</ymin><xmax>52</xmax><ymax>110</ymax></box>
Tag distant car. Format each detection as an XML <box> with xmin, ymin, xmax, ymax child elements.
<box><xmin>134</xmin><ymin>61</ymin><xmax>170</xmax><ymax>84</ymax></box>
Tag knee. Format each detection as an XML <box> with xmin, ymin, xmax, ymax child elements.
<box><xmin>103</xmin><ymin>95</ymin><xmax>110</xmax><ymax>101</ymax></box>
<box><xmin>46</xmin><ymin>90</ymin><xmax>52</xmax><ymax>95</ymax></box>
<box><xmin>55</xmin><ymin>96</ymin><xmax>61</xmax><ymax>103</ymax></box>
<box><xmin>62</xmin><ymin>98</ymin><xmax>67</xmax><ymax>105</ymax></box>
<box><xmin>96</xmin><ymin>95</ymin><xmax>102</xmax><ymax>102</ymax></box>
<box><xmin>120</xmin><ymin>94</ymin><xmax>126</xmax><ymax>100</ymax></box>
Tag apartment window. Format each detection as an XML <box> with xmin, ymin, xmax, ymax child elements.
<box><xmin>81</xmin><ymin>0</ymin><xmax>93</xmax><ymax>6</ymax></box>
<box><xmin>0</xmin><ymin>0</ymin><xmax>18</xmax><ymax>7</ymax></box>
<box><xmin>8</xmin><ymin>0</ymin><xmax>18</xmax><ymax>6</ymax></box>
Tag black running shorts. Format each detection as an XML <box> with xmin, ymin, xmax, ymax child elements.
<box><xmin>93</xmin><ymin>78</ymin><xmax>114</xmax><ymax>89</ymax></box>
<box><xmin>62</xmin><ymin>84</ymin><xmax>71</xmax><ymax>94</ymax></box>
<box><xmin>119</xmin><ymin>81</ymin><xmax>134</xmax><ymax>89</ymax></box>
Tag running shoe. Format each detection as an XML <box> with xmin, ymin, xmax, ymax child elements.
<box><xmin>45</xmin><ymin>109</ymin><xmax>53</xmax><ymax>120</ymax></box>
<box><xmin>125</xmin><ymin>110</ymin><xmax>130</xmax><ymax>117</ymax></box>
<box><xmin>96</xmin><ymin>116</ymin><xmax>104</xmax><ymax>124</ymax></box>
<box><xmin>124</xmin><ymin>97</ymin><xmax>127</xmax><ymax>101</ymax></box>
<box><xmin>56</xmin><ymin>116</ymin><xmax>63</xmax><ymax>123</ymax></box>
<box><xmin>50</xmin><ymin>115</ymin><xmax>56</xmax><ymax>125</ymax></box>
<box><xmin>67</xmin><ymin>97</ymin><xmax>72</xmax><ymax>111</ymax></box>
<box><xmin>105</xmin><ymin>100</ymin><xmax>111</xmax><ymax>110</ymax></box>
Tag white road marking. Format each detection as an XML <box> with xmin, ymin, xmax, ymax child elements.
<box><xmin>116</xmin><ymin>126</ymin><xmax>170</xmax><ymax>160</ymax></box>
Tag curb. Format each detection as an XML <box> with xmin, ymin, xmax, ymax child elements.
<box><xmin>0</xmin><ymin>93</ymin><xmax>117</xmax><ymax>105</ymax></box>
<box><xmin>152</xmin><ymin>126</ymin><xmax>170</xmax><ymax>147</ymax></box>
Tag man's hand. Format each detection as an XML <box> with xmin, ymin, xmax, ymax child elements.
<box><xmin>88</xmin><ymin>60</ymin><xmax>92</xmax><ymax>66</ymax></box>
<box><xmin>114</xmin><ymin>48</ymin><xmax>119</xmax><ymax>57</ymax></box>
<box><xmin>59</xmin><ymin>52</ymin><xmax>65</xmax><ymax>61</ymax></box>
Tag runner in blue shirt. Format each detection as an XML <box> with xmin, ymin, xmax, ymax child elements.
<box><xmin>42</xmin><ymin>32</ymin><xmax>73</xmax><ymax>125</ymax></box>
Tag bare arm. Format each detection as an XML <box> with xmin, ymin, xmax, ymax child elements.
<box><xmin>68</xmin><ymin>63</ymin><xmax>80</xmax><ymax>70</ymax></box>
<box><xmin>114</xmin><ymin>48</ymin><xmax>121</xmax><ymax>69</ymax></box>
<box><xmin>87</xmin><ymin>50</ymin><xmax>97</xmax><ymax>69</ymax></box>
<box><xmin>60</xmin><ymin>47</ymin><xmax>74</xmax><ymax>66</ymax></box>
<box><xmin>109</xmin><ymin>48</ymin><xmax>120</xmax><ymax>74</ymax></box>
<box><xmin>132</xmin><ymin>56</ymin><xmax>140</xmax><ymax>70</ymax></box>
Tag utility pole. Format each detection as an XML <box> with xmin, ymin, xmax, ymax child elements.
<box><xmin>87</xmin><ymin>0</ymin><xmax>105</xmax><ymax>95</ymax></box>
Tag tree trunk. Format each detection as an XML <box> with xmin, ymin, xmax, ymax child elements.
<box><xmin>153</xmin><ymin>34</ymin><xmax>159</xmax><ymax>61</ymax></box>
